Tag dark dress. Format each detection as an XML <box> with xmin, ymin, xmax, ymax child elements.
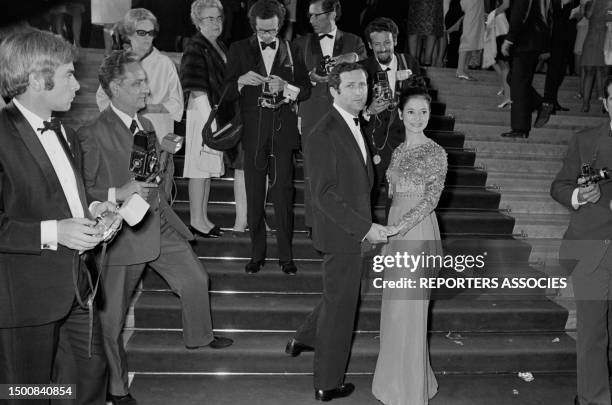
<box><xmin>407</xmin><ymin>0</ymin><xmax>445</xmax><ymax>36</ymax></box>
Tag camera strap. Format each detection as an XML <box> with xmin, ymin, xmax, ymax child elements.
<box><xmin>285</xmin><ymin>40</ymin><xmax>295</xmax><ymax>81</ymax></box>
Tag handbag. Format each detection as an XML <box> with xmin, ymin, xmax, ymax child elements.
<box><xmin>202</xmin><ymin>85</ymin><xmax>243</xmax><ymax>151</ymax></box>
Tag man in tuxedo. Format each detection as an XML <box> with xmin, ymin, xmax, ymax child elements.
<box><xmin>77</xmin><ymin>51</ymin><xmax>232</xmax><ymax>405</ymax></box>
<box><xmin>0</xmin><ymin>30</ymin><xmax>117</xmax><ymax>404</ymax></box>
<box><xmin>500</xmin><ymin>0</ymin><xmax>551</xmax><ymax>138</ymax></box>
<box><xmin>224</xmin><ymin>0</ymin><xmax>311</xmax><ymax>275</ymax></box>
<box><xmin>360</xmin><ymin>17</ymin><xmax>420</xmax><ymax>214</ymax></box>
<box><xmin>550</xmin><ymin>77</ymin><xmax>612</xmax><ymax>405</ymax></box>
<box><xmin>285</xmin><ymin>63</ymin><xmax>394</xmax><ymax>402</ymax></box>
<box><xmin>292</xmin><ymin>0</ymin><xmax>367</xmax><ymax>231</ymax></box>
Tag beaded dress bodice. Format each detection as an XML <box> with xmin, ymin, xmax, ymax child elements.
<box><xmin>386</xmin><ymin>139</ymin><xmax>448</xmax><ymax>234</ymax></box>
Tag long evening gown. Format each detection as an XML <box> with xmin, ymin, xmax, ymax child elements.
<box><xmin>372</xmin><ymin>139</ymin><xmax>448</xmax><ymax>405</ymax></box>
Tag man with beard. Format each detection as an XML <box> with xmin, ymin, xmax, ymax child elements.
<box><xmin>360</xmin><ymin>17</ymin><xmax>420</xmax><ymax>214</ymax></box>
<box><xmin>292</xmin><ymin>0</ymin><xmax>367</xmax><ymax>233</ymax></box>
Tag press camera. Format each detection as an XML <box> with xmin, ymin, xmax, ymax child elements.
<box><xmin>129</xmin><ymin>131</ymin><xmax>158</xmax><ymax>181</ymax></box>
<box><xmin>315</xmin><ymin>55</ymin><xmax>336</xmax><ymax>76</ymax></box>
<box><xmin>577</xmin><ymin>163</ymin><xmax>610</xmax><ymax>187</ymax></box>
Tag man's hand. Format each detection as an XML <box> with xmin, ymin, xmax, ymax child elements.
<box><xmin>367</xmin><ymin>97</ymin><xmax>391</xmax><ymax>115</ymax></box>
<box><xmin>90</xmin><ymin>201</ymin><xmax>118</xmax><ymax>218</ymax></box>
<box><xmin>238</xmin><ymin>71</ymin><xmax>267</xmax><ymax>87</ymax></box>
<box><xmin>539</xmin><ymin>52</ymin><xmax>551</xmax><ymax>61</ymax></box>
<box><xmin>57</xmin><ymin>218</ymin><xmax>103</xmax><ymax>251</ymax></box>
<box><xmin>309</xmin><ymin>69</ymin><xmax>329</xmax><ymax>83</ymax></box>
<box><xmin>365</xmin><ymin>223</ymin><xmax>394</xmax><ymax>243</ymax></box>
<box><xmin>333</xmin><ymin>52</ymin><xmax>358</xmax><ymax>64</ymax></box>
<box><xmin>267</xmin><ymin>75</ymin><xmax>286</xmax><ymax>93</ymax></box>
<box><xmin>90</xmin><ymin>201</ymin><xmax>123</xmax><ymax>242</ymax></box>
<box><xmin>116</xmin><ymin>179</ymin><xmax>158</xmax><ymax>202</ymax></box>
<box><xmin>578</xmin><ymin>183</ymin><xmax>601</xmax><ymax>204</ymax></box>
<box><xmin>501</xmin><ymin>39</ymin><xmax>512</xmax><ymax>57</ymax></box>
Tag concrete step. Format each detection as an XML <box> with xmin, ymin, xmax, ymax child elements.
<box><xmin>455</xmin><ymin>123</ymin><xmax>574</xmax><ymax>144</ymax></box>
<box><xmin>511</xmin><ymin>213</ymin><xmax>569</xmax><ymax>239</ymax></box>
<box><xmin>499</xmin><ymin>191</ymin><xmax>572</xmax><ymax>216</ymax></box>
<box><xmin>486</xmin><ymin>171</ymin><xmax>557</xmax><ymax>193</ymax></box>
<box><xmin>465</xmin><ymin>140</ymin><xmax>568</xmax><ymax>160</ymax></box>
<box><xmin>475</xmin><ymin>155</ymin><xmax>562</xmax><ymax>175</ymax></box>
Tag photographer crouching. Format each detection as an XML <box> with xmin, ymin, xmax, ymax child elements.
<box><xmin>224</xmin><ymin>0</ymin><xmax>311</xmax><ymax>276</ymax></box>
<box><xmin>77</xmin><ymin>50</ymin><xmax>232</xmax><ymax>405</ymax></box>
<box><xmin>550</xmin><ymin>76</ymin><xmax>612</xmax><ymax>405</ymax></box>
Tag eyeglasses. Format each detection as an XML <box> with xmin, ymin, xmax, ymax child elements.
<box><xmin>256</xmin><ymin>28</ymin><xmax>278</xmax><ymax>36</ymax></box>
<box><xmin>308</xmin><ymin>10</ymin><xmax>331</xmax><ymax>19</ymax></box>
<box><xmin>135</xmin><ymin>29</ymin><xmax>158</xmax><ymax>37</ymax></box>
<box><xmin>201</xmin><ymin>16</ymin><xmax>224</xmax><ymax>24</ymax></box>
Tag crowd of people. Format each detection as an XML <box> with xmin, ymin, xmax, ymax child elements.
<box><xmin>1</xmin><ymin>0</ymin><xmax>612</xmax><ymax>405</ymax></box>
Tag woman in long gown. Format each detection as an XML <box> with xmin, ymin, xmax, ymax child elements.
<box><xmin>372</xmin><ymin>86</ymin><xmax>448</xmax><ymax>405</ymax></box>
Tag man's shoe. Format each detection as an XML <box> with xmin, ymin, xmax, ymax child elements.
<box><xmin>208</xmin><ymin>335</ymin><xmax>233</xmax><ymax>349</ymax></box>
<box><xmin>245</xmin><ymin>260</ymin><xmax>264</xmax><ymax>274</ymax></box>
<box><xmin>501</xmin><ymin>130</ymin><xmax>529</xmax><ymax>139</ymax></box>
<box><xmin>108</xmin><ymin>393</ymin><xmax>138</xmax><ymax>405</ymax></box>
<box><xmin>554</xmin><ymin>103</ymin><xmax>569</xmax><ymax>113</ymax></box>
<box><xmin>281</xmin><ymin>260</ymin><xmax>297</xmax><ymax>275</ymax></box>
<box><xmin>285</xmin><ymin>338</ymin><xmax>314</xmax><ymax>357</ymax></box>
<box><xmin>314</xmin><ymin>383</ymin><xmax>355</xmax><ymax>402</ymax></box>
<box><xmin>534</xmin><ymin>102</ymin><xmax>554</xmax><ymax>128</ymax></box>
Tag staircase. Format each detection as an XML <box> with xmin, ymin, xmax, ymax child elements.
<box><xmin>65</xmin><ymin>50</ymin><xmax>585</xmax><ymax>404</ymax></box>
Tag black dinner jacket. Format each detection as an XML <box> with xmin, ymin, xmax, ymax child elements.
<box><xmin>0</xmin><ymin>102</ymin><xmax>88</xmax><ymax>328</ymax></box>
<box><xmin>306</xmin><ymin>107</ymin><xmax>374</xmax><ymax>254</ymax></box>
<box><xmin>506</xmin><ymin>0</ymin><xmax>550</xmax><ymax>52</ymax></box>
<box><xmin>360</xmin><ymin>52</ymin><xmax>421</xmax><ymax>106</ymax></box>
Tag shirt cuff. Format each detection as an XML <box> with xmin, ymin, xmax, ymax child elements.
<box><xmin>108</xmin><ymin>188</ymin><xmax>116</xmax><ymax>204</ymax></box>
<box><xmin>571</xmin><ymin>188</ymin><xmax>587</xmax><ymax>210</ymax></box>
<box><xmin>41</xmin><ymin>220</ymin><xmax>58</xmax><ymax>250</ymax></box>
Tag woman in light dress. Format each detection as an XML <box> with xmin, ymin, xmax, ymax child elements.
<box><xmin>456</xmin><ymin>0</ymin><xmax>484</xmax><ymax>80</ymax></box>
<box><xmin>372</xmin><ymin>86</ymin><xmax>448</xmax><ymax>405</ymax></box>
<box><xmin>91</xmin><ymin>0</ymin><xmax>131</xmax><ymax>55</ymax></box>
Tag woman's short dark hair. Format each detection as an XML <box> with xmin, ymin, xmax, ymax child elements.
<box><xmin>98</xmin><ymin>50</ymin><xmax>140</xmax><ymax>98</ymax></box>
<box><xmin>364</xmin><ymin>17</ymin><xmax>399</xmax><ymax>41</ymax></box>
<box><xmin>248</xmin><ymin>0</ymin><xmax>286</xmax><ymax>32</ymax></box>
<box><xmin>309</xmin><ymin>0</ymin><xmax>341</xmax><ymax>21</ymax></box>
<box><xmin>398</xmin><ymin>86</ymin><xmax>432</xmax><ymax>111</ymax></box>
<box><xmin>328</xmin><ymin>62</ymin><xmax>368</xmax><ymax>91</ymax></box>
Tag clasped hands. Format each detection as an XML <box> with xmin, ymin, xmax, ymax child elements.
<box><xmin>365</xmin><ymin>223</ymin><xmax>399</xmax><ymax>244</ymax></box>
<box><xmin>238</xmin><ymin>71</ymin><xmax>287</xmax><ymax>93</ymax></box>
<box><xmin>578</xmin><ymin>183</ymin><xmax>601</xmax><ymax>204</ymax></box>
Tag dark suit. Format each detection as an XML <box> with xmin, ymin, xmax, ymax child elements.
<box><xmin>225</xmin><ymin>36</ymin><xmax>311</xmax><ymax>264</ymax></box>
<box><xmin>360</xmin><ymin>52</ymin><xmax>420</xmax><ymax>211</ymax></box>
<box><xmin>293</xmin><ymin>107</ymin><xmax>374</xmax><ymax>390</ymax></box>
<box><xmin>292</xmin><ymin>31</ymin><xmax>367</xmax><ymax>228</ymax></box>
<box><xmin>550</xmin><ymin>122</ymin><xmax>612</xmax><ymax>405</ymax></box>
<box><xmin>506</xmin><ymin>0</ymin><xmax>550</xmax><ymax>133</ymax></box>
<box><xmin>0</xmin><ymin>102</ymin><xmax>107</xmax><ymax>404</ymax></box>
<box><xmin>77</xmin><ymin>108</ymin><xmax>213</xmax><ymax>397</ymax></box>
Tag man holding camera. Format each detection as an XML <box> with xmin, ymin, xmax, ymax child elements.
<box><xmin>292</xmin><ymin>0</ymin><xmax>367</xmax><ymax>232</ymax></box>
<box><xmin>550</xmin><ymin>77</ymin><xmax>612</xmax><ymax>405</ymax></box>
<box><xmin>225</xmin><ymin>0</ymin><xmax>311</xmax><ymax>275</ymax></box>
<box><xmin>77</xmin><ymin>50</ymin><xmax>232</xmax><ymax>405</ymax></box>
<box><xmin>0</xmin><ymin>30</ymin><xmax>118</xmax><ymax>404</ymax></box>
<box><xmin>360</xmin><ymin>17</ymin><xmax>420</xmax><ymax>213</ymax></box>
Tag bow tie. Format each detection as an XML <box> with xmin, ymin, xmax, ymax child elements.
<box><xmin>261</xmin><ymin>41</ymin><xmax>276</xmax><ymax>50</ymax></box>
<box><xmin>38</xmin><ymin>118</ymin><xmax>62</xmax><ymax>134</ymax></box>
<box><xmin>318</xmin><ymin>33</ymin><xmax>333</xmax><ymax>40</ymax></box>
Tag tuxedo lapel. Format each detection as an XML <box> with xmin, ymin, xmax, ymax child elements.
<box><xmin>249</xmin><ymin>36</ymin><xmax>268</xmax><ymax>77</ymax></box>
<box><xmin>271</xmin><ymin>39</ymin><xmax>289</xmax><ymax>75</ymax></box>
<box><xmin>332</xmin><ymin>30</ymin><xmax>344</xmax><ymax>57</ymax></box>
<box><xmin>331</xmin><ymin>109</ymin><xmax>370</xmax><ymax>178</ymax></box>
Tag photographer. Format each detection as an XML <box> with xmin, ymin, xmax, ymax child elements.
<box><xmin>77</xmin><ymin>51</ymin><xmax>232</xmax><ymax>405</ymax></box>
<box><xmin>360</xmin><ymin>17</ymin><xmax>421</xmax><ymax>214</ymax></box>
<box><xmin>292</xmin><ymin>0</ymin><xmax>367</xmax><ymax>231</ymax></box>
<box><xmin>224</xmin><ymin>0</ymin><xmax>311</xmax><ymax>275</ymax></box>
<box><xmin>550</xmin><ymin>76</ymin><xmax>612</xmax><ymax>405</ymax></box>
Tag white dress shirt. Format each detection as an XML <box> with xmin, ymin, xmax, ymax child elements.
<box><xmin>13</xmin><ymin>98</ymin><xmax>85</xmax><ymax>250</ymax></box>
<box><xmin>258</xmin><ymin>37</ymin><xmax>279</xmax><ymax>76</ymax></box>
<box><xmin>378</xmin><ymin>53</ymin><xmax>398</xmax><ymax>96</ymax></box>
<box><xmin>318</xmin><ymin>28</ymin><xmax>337</xmax><ymax>57</ymax></box>
<box><xmin>107</xmin><ymin>103</ymin><xmax>144</xmax><ymax>203</ymax></box>
<box><xmin>333</xmin><ymin>103</ymin><xmax>367</xmax><ymax>164</ymax></box>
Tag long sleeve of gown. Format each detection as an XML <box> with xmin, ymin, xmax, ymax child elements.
<box><xmin>394</xmin><ymin>143</ymin><xmax>448</xmax><ymax>235</ymax></box>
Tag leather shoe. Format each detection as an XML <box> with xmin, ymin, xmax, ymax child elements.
<box><xmin>534</xmin><ymin>102</ymin><xmax>554</xmax><ymax>128</ymax></box>
<box><xmin>245</xmin><ymin>260</ymin><xmax>264</xmax><ymax>274</ymax></box>
<box><xmin>285</xmin><ymin>338</ymin><xmax>314</xmax><ymax>357</ymax></box>
<box><xmin>553</xmin><ymin>103</ymin><xmax>569</xmax><ymax>113</ymax></box>
<box><xmin>501</xmin><ymin>130</ymin><xmax>529</xmax><ymax>139</ymax></box>
<box><xmin>189</xmin><ymin>225</ymin><xmax>223</xmax><ymax>238</ymax></box>
<box><xmin>108</xmin><ymin>393</ymin><xmax>138</xmax><ymax>405</ymax></box>
<box><xmin>186</xmin><ymin>335</ymin><xmax>234</xmax><ymax>349</ymax></box>
<box><xmin>281</xmin><ymin>260</ymin><xmax>297</xmax><ymax>275</ymax></box>
<box><xmin>315</xmin><ymin>383</ymin><xmax>355</xmax><ymax>401</ymax></box>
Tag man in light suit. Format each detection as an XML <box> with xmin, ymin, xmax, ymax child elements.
<box><xmin>550</xmin><ymin>77</ymin><xmax>612</xmax><ymax>405</ymax></box>
<box><xmin>0</xmin><ymin>30</ymin><xmax>117</xmax><ymax>405</ymax></box>
<box><xmin>292</xmin><ymin>0</ymin><xmax>367</xmax><ymax>231</ymax></box>
<box><xmin>285</xmin><ymin>63</ymin><xmax>393</xmax><ymax>402</ymax></box>
<box><xmin>77</xmin><ymin>51</ymin><xmax>232</xmax><ymax>405</ymax></box>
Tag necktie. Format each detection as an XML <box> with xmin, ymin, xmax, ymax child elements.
<box><xmin>353</xmin><ymin>117</ymin><xmax>360</xmax><ymax>126</ymax></box>
<box><xmin>129</xmin><ymin>119</ymin><xmax>139</xmax><ymax>134</ymax></box>
<box><xmin>261</xmin><ymin>41</ymin><xmax>276</xmax><ymax>50</ymax></box>
<box><xmin>318</xmin><ymin>33</ymin><xmax>333</xmax><ymax>40</ymax></box>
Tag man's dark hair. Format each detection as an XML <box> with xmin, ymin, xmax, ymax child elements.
<box><xmin>364</xmin><ymin>17</ymin><xmax>399</xmax><ymax>41</ymax></box>
<box><xmin>309</xmin><ymin>0</ymin><xmax>341</xmax><ymax>21</ymax></box>
<box><xmin>605</xmin><ymin>76</ymin><xmax>612</xmax><ymax>99</ymax></box>
<box><xmin>248</xmin><ymin>0</ymin><xmax>286</xmax><ymax>32</ymax></box>
<box><xmin>328</xmin><ymin>62</ymin><xmax>368</xmax><ymax>91</ymax></box>
<box><xmin>98</xmin><ymin>50</ymin><xmax>140</xmax><ymax>98</ymax></box>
